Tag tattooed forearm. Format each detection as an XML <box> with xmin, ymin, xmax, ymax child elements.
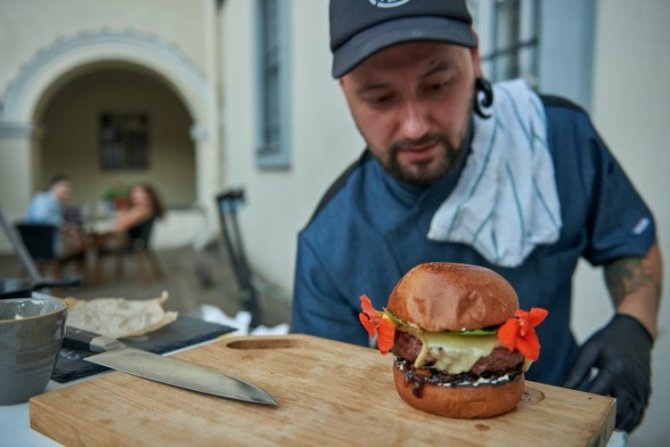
<box><xmin>604</xmin><ymin>257</ymin><xmax>657</xmax><ymax>307</ymax></box>
<box><xmin>603</xmin><ymin>244</ymin><xmax>662</xmax><ymax>338</ymax></box>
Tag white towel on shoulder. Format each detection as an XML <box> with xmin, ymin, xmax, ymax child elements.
<box><xmin>427</xmin><ymin>79</ymin><xmax>562</xmax><ymax>267</ymax></box>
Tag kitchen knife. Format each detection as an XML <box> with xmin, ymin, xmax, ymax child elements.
<box><xmin>63</xmin><ymin>326</ymin><xmax>277</xmax><ymax>406</ymax></box>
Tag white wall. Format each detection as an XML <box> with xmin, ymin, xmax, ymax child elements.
<box><xmin>573</xmin><ymin>1</ymin><xmax>670</xmax><ymax>444</ymax></box>
<box><xmin>221</xmin><ymin>0</ymin><xmax>362</xmax><ymax>293</ymax></box>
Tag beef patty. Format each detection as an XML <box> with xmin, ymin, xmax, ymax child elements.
<box><xmin>391</xmin><ymin>330</ymin><xmax>524</xmax><ymax>375</ymax></box>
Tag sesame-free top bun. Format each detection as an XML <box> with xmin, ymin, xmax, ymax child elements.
<box><xmin>387</xmin><ymin>262</ymin><xmax>519</xmax><ymax>332</ymax></box>
<box><xmin>392</xmin><ymin>364</ymin><xmax>524</xmax><ymax>418</ymax></box>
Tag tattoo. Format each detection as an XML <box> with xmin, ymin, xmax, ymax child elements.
<box><xmin>604</xmin><ymin>257</ymin><xmax>655</xmax><ymax>306</ymax></box>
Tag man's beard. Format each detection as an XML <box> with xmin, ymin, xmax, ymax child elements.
<box><xmin>378</xmin><ymin>129</ymin><xmax>469</xmax><ymax>187</ymax></box>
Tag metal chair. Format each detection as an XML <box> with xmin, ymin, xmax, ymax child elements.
<box><xmin>0</xmin><ymin>209</ymin><xmax>42</xmax><ymax>283</ymax></box>
<box><xmin>14</xmin><ymin>222</ymin><xmax>61</xmax><ymax>279</ymax></box>
<box><xmin>0</xmin><ymin>209</ymin><xmax>81</xmax><ymax>297</ymax></box>
<box><xmin>120</xmin><ymin>218</ymin><xmax>163</xmax><ymax>285</ymax></box>
<box><xmin>215</xmin><ymin>189</ymin><xmax>263</xmax><ymax>327</ymax></box>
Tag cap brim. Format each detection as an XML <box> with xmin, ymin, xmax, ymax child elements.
<box><xmin>332</xmin><ymin>16</ymin><xmax>476</xmax><ymax>78</ymax></box>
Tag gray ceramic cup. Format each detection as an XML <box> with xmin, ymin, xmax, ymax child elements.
<box><xmin>0</xmin><ymin>293</ymin><xmax>67</xmax><ymax>405</ymax></box>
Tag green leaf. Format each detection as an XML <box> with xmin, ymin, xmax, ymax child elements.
<box><xmin>382</xmin><ymin>309</ymin><xmax>498</xmax><ymax>335</ymax></box>
<box><xmin>447</xmin><ymin>328</ymin><xmax>498</xmax><ymax>336</ymax></box>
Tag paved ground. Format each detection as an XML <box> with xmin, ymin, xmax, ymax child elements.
<box><xmin>0</xmin><ymin>242</ymin><xmax>291</xmax><ymax>328</ymax></box>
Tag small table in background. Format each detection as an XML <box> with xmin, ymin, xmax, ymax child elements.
<box><xmin>82</xmin><ymin>214</ymin><xmax>119</xmax><ymax>283</ymax></box>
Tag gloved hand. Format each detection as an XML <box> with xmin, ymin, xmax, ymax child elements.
<box><xmin>563</xmin><ymin>314</ymin><xmax>653</xmax><ymax>432</ymax></box>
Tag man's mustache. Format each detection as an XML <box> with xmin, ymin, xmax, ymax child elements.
<box><xmin>390</xmin><ymin>132</ymin><xmax>449</xmax><ymax>152</ymax></box>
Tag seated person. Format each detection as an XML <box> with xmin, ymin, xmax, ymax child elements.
<box><xmin>109</xmin><ymin>183</ymin><xmax>165</xmax><ymax>250</ymax></box>
<box><xmin>25</xmin><ymin>174</ymin><xmax>88</xmax><ymax>272</ymax></box>
<box><xmin>92</xmin><ymin>183</ymin><xmax>165</xmax><ymax>282</ymax></box>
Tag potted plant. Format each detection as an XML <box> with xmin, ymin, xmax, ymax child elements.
<box><xmin>103</xmin><ymin>183</ymin><xmax>129</xmax><ymax>210</ymax></box>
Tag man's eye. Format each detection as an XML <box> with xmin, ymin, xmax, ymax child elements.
<box><xmin>428</xmin><ymin>80</ymin><xmax>449</xmax><ymax>92</ymax></box>
<box><xmin>366</xmin><ymin>94</ymin><xmax>394</xmax><ymax>106</ymax></box>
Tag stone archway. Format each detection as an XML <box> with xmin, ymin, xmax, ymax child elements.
<box><xmin>0</xmin><ymin>30</ymin><xmax>219</xmax><ymax>231</ymax></box>
<box><xmin>1</xmin><ymin>29</ymin><xmax>211</xmax><ymax>125</ymax></box>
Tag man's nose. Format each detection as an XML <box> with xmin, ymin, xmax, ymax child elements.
<box><xmin>399</xmin><ymin>100</ymin><xmax>430</xmax><ymax>140</ymax></box>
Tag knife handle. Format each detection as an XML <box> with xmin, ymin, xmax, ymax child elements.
<box><xmin>64</xmin><ymin>327</ymin><xmax>124</xmax><ymax>352</ymax></box>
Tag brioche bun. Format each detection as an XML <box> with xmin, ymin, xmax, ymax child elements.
<box><xmin>392</xmin><ymin>364</ymin><xmax>524</xmax><ymax>418</ymax></box>
<box><xmin>387</xmin><ymin>262</ymin><xmax>519</xmax><ymax>332</ymax></box>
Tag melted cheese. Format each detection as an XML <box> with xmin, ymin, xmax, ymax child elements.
<box><xmin>414</xmin><ymin>332</ymin><xmax>501</xmax><ymax>375</ymax></box>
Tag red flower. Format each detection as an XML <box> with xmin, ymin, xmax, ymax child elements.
<box><xmin>497</xmin><ymin>307</ymin><xmax>548</xmax><ymax>361</ymax></box>
<box><xmin>358</xmin><ymin>295</ymin><xmax>395</xmax><ymax>354</ymax></box>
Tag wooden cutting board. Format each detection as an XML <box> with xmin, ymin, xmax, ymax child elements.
<box><xmin>30</xmin><ymin>334</ymin><xmax>614</xmax><ymax>446</ymax></box>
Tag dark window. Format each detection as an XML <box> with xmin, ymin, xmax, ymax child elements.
<box><xmin>478</xmin><ymin>0</ymin><xmax>540</xmax><ymax>86</ymax></box>
<box><xmin>256</xmin><ymin>0</ymin><xmax>290</xmax><ymax>169</ymax></box>
<box><xmin>99</xmin><ymin>112</ymin><xmax>149</xmax><ymax>170</ymax></box>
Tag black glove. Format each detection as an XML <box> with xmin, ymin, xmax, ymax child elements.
<box><xmin>563</xmin><ymin>314</ymin><xmax>653</xmax><ymax>432</ymax></box>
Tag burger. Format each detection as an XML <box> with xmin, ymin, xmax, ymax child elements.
<box><xmin>359</xmin><ymin>262</ymin><xmax>547</xmax><ymax>419</ymax></box>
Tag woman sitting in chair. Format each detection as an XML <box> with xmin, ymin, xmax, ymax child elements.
<box><xmin>94</xmin><ymin>183</ymin><xmax>165</xmax><ymax>283</ymax></box>
<box><xmin>113</xmin><ymin>183</ymin><xmax>165</xmax><ymax>243</ymax></box>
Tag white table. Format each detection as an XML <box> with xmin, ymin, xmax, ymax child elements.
<box><xmin>1</xmin><ymin>380</ymin><xmax>85</xmax><ymax>446</ymax></box>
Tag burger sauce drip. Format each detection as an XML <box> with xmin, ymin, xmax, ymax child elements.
<box><xmin>396</xmin><ymin>358</ymin><xmax>523</xmax><ymax>397</ymax></box>
<box><xmin>403</xmin><ymin>369</ymin><xmax>424</xmax><ymax>398</ymax></box>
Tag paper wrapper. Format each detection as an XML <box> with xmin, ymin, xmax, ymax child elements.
<box><xmin>64</xmin><ymin>291</ymin><xmax>178</xmax><ymax>339</ymax></box>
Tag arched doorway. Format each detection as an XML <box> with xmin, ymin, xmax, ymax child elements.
<box><xmin>35</xmin><ymin>64</ymin><xmax>196</xmax><ymax>208</ymax></box>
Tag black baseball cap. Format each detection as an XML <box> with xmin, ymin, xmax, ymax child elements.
<box><xmin>330</xmin><ymin>0</ymin><xmax>476</xmax><ymax>78</ymax></box>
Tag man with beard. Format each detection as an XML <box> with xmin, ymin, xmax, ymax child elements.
<box><xmin>291</xmin><ymin>0</ymin><xmax>661</xmax><ymax>434</ymax></box>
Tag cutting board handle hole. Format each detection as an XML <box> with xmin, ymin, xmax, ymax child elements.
<box><xmin>226</xmin><ymin>338</ymin><xmax>299</xmax><ymax>350</ymax></box>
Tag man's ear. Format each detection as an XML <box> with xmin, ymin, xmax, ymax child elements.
<box><xmin>338</xmin><ymin>77</ymin><xmax>347</xmax><ymax>92</ymax></box>
<box><xmin>470</xmin><ymin>31</ymin><xmax>483</xmax><ymax>79</ymax></box>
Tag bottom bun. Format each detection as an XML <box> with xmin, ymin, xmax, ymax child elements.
<box><xmin>392</xmin><ymin>364</ymin><xmax>524</xmax><ymax>418</ymax></box>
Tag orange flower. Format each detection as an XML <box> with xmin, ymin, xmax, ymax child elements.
<box><xmin>497</xmin><ymin>307</ymin><xmax>548</xmax><ymax>361</ymax></box>
<box><xmin>358</xmin><ymin>295</ymin><xmax>395</xmax><ymax>354</ymax></box>
<box><xmin>376</xmin><ymin>319</ymin><xmax>396</xmax><ymax>354</ymax></box>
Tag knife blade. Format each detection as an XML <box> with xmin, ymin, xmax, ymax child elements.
<box><xmin>63</xmin><ymin>326</ymin><xmax>277</xmax><ymax>406</ymax></box>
